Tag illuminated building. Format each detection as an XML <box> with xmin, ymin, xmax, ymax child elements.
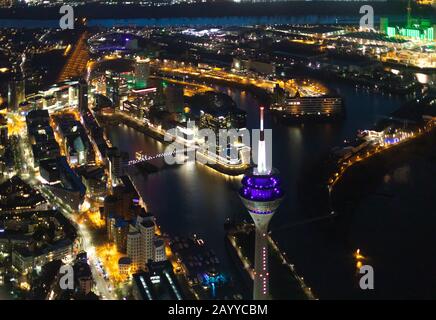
<box><xmin>239</xmin><ymin>106</ymin><xmax>284</xmax><ymax>300</ymax></box>
<box><xmin>132</xmin><ymin>260</ymin><xmax>183</xmax><ymax>300</ymax></box>
<box><xmin>7</xmin><ymin>75</ymin><xmax>25</xmax><ymax>112</ymax></box>
<box><xmin>73</xmin><ymin>261</ymin><xmax>93</xmax><ymax>295</ymax></box>
<box><xmin>105</xmin><ymin>70</ymin><xmax>130</xmax><ymax>108</ymax></box>
<box><xmin>55</xmin><ymin>115</ymin><xmax>93</xmax><ymax>166</ymax></box>
<box><xmin>271</xmin><ymin>91</ymin><xmax>344</xmax><ymax>120</ymax></box>
<box><xmin>22</xmin><ymin>81</ymin><xmax>79</xmax><ymax>112</ymax></box>
<box><xmin>76</xmin><ymin>166</ymin><xmax>107</xmax><ymax>197</ymax></box>
<box><xmin>25</xmin><ymin>109</ymin><xmax>50</xmax><ymax>142</ymax></box>
<box><xmin>121</xmin><ymin>86</ymin><xmax>158</xmax><ymax>121</ymax></box>
<box><xmin>0</xmin><ymin>115</ymin><xmax>7</xmax><ymax>147</ymax></box>
<box><xmin>114</xmin><ymin>218</ymin><xmax>129</xmax><ymax>253</ymax></box>
<box><xmin>134</xmin><ymin>58</ymin><xmax>150</xmax><ymax>88</ymax></box>
<box><xmin>138</xmin><ymin>218</ymin><xmax>156</xmax><ymax>267</ymax></box>
<box><xmin>0</xmin><ymin>0</ymin><xmax>12</xmax><ymax>8</ymax></box>
<box><xmin>0</xmin><ymin>176</ymin><xmax>48</xmax><ymax>213</ymax></box>
<box><xmin>126</xmin><ymin>216</ymin><xmax>157</xmax><ymax>270</ymax></box>
<box><xmin>192</xmin><ymin>92</ymin><xmax>246</xmax><ymax>131</ymax></box>
<box><xmin>191</xmin><ymin>91</ymin><xmax>247</xmax><ymax>161</ymax></box>
<box><xmin>153</xmin><ymin>238</ymin><xmax>166</xmax><ymax>262</ymax></box>
<box><xmin>118</xmin><ymin>257</ymin><xmax>132</xmax><ymax>275</ymax></box>
<box><xmin>5</xmin><ymin>209</ymin><xmax>79</xmax><ymax>273</ymax></box>
<box><xmin>232</xmin><ymin>58</ymin><xmax>276</xmax><ymax>76</ymax></box>
<box><xmin>43</xmin><ymin>157</ymin><xmax>87</xmax><ymax>211</ymax></box>
<box><xmin>31</xmin><ymin>141</ymin><xmax>61</xmax><ymax>168</ymax></box>
<box><xmin>104</xmin><ymin>195</ymin><xmax>118</xmax><ymax>239</ymax></box>
<box><xmin>380</xmin><ymin>2</ymin><xmax>436</xmax><ymax>41</ymax></box>
<box><xmin>106</xmin><ymin>147</ymin><xmax>128</xmax><ymax>179</ymax></box>
<box><xmin>104</xmin><ymin>180</ymin><xmax>156</xmax><ymax>264</ymax></box>
<box><xmin>284</xmin><ymin>25</ymin><xmax>346</xmax><ymax>38</ymax></box>
<box><xmin>382</xmin><ymin>18</ymin><xmax>435</xmax><ymax>41</ymax></box>
<box><xmin>78</xmin><ymin>79</ymin><xmax>88</xmax><ymax>112</ymax></box>
<box><xmin>415</xmin><ymin>0</ymin><xmax>435</xmax><ymax>5</ymax></box>
<box><xmin>127</xmin><ymin>229</ymin><xmax>141</xmax><ymax>270</ymax></box>
<box><xmin>39</xmin><ymin>159</ymin><xmax>62</xmax><ymax>185</ymax></box>
<box><xmin>104</xmin><ymin>177</ymin><xmax>141</xmax><ymax>231</ymax></box>
<box><xmin>0</xmin><ymin>210</ymin><xmax>76</xmax><ymax>266</ymax></box>
<box><xmin>106</xmin><ymin>213</ymin><xmax>116</xmax><ymax>242</ymax></box>
<box><xmin>12</xmin><ymin>238</ymin><xmax>74</xmax><ymax>273</ymax></box>
<box><xmin>201</xmin><ymin>268</ymin><xmax>226</xmax><ymax>298</ymax></box>
<box><xmin>81</xmin><ymin>106</ymin><xmax>109</xmax><ymax>160</ymax></box>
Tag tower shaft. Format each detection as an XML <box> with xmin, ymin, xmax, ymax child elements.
<box><xmin>250</xmin><ymin>212</ymin><xmax>273</xmax><ymax>300</ymax></box>
<box><xmin>239</xmin><ymin>105</ymin><xmax>284</xmax><ymax>300</ymax></box>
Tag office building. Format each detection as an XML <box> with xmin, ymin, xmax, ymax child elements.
<box><xmin>7</xmin><ymin>75</ymin><xmax>25</xmax><ymax>112</ymax></box>
<box><xmin>78</xmin><ymin>79</ymin><xmax>88</xmax><ymax>111</ymax></box>
<box><xmin>127</xmin><ymin>229</ymin><xmax>141</xmax><ymax>271</ymax></box>
<box><xmin>0</xmin><ymin>115</ymin><xmax>8</xmax><ymax>147</ymax></box>
<box><xmin>153</xmin><ymin>238</ymin><xmax>166</xmax><ymax>262</ymax></box>
<box><xmin>134</xmin><ymin>58</ymin><xmax>150</xmax><ymax>88</ymax></box>
<box><xmin>126</xmin><ymin>214</ymin><xmax>161</xmax><ymax>271</ymax></box>
<box><xmin>132</xmin><ymin>260</ymin><xmax>183</xmax><ymax>300</ymax></box>
<box><xmin>164</xmin><ymin>84</ymin><xmax>184</xmax><ymax>114</ymax></box>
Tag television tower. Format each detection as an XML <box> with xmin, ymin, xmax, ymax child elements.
<box><xmin>239</xmin><ymin>106</ymin><xmax>284</xmax><ymax>300</ymax></box>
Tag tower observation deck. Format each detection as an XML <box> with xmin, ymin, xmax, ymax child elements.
<box><xmin>239</xmin><ymin>106</ymin><xmax>284</xmax><ymax>300</ymax></box>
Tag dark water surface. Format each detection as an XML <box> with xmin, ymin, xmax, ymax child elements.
<box><xmin>104</xmin><ymin>80</ymin><xmax>436</xmax><ymax>299</ymax></box>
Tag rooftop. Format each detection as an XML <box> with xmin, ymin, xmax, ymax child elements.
<box><xmin>0</xmin><ymin>176</ymin><xmax>46</xmax><ymax>212</ymax></box>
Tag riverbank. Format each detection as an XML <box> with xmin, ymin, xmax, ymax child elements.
<box><xmin>97</xmin><ymin>111</ymin><xmax>250</xmax><ymax>176</ymax></box>
<box><xmin>331</xmin><ymin>125</ymin><xmax>436</xmax><ymax>216</ymax></box>
<box><xmin>225</xmin><ymin>221</ymin><xmax>315</xmax><ymax>300</ymax></box>
<box><xmin>154</xmin><ymin>68</ymin><xmax>272</xmax><ymax>106</ymax></box>
<box><xmin>299</xmin><ymin>119</ymin><xmax>436</xmax><ymax>220</ymax></box>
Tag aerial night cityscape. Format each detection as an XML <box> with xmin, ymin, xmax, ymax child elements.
<box><xmin>0</xmin><ymin>0</ymin><xmax>434</xmax><ymax>310</ymax></box>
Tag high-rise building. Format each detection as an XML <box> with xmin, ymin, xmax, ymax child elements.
<box><xmin>105</xmin><ymin>70</ymin><xmax>129</xmax><ymax>109</ymax></box>
<box><xmin>0</xmin><ymin>115</ymin><xmax>8</xmax><ymax>147</ymax></box>
<box><xmin>7</xmin><ymin>75</ymin><xmax>25</xmax><ymax>112</ymax></box>
<box><xmin>121</xmin><ymin>86</ymin><xmax>159</xmax><ymax>121</ymax></box>
<box><xmin>139</xmin><ymin>219</ymin><xmax>155</xmax><ymax>267</ymax></box>
<box><xmin>126</xmin><ymin>215</ymin><xmax>158</xmax><ymax>271</ymax></box>
<box><xmin>165</xmin><ymin>84</ymin><xmax>184</xmax><ymax>114</ymax></box>
<box><xmin>239</xmin><ymin>106</ymin><xmax>284</xmax><ymax>300</ymax></box>
<box><xmin>114</xmin><ymin>218</ymin><xmax>129</xmax><ymax>253</ymax></box>
<box><xmin>134</xmin><ymin>58</ymin><xmax>150</xmax><ymax>88</ymax></box>
<box><xmin>127</xmin><ymin>228</ymin><xmax>141</xmax><ymax>271</ymax></box>
<box><xmin>191</xmin><ymin>92</ymin><xmax>247</xmax><ymax>161</ymax></box>
<box><xmin>153</xmin><ymin>238</ymin><xmax>166</xmax><ymax>262</ymax></box>
<box><xmin>106</xmin><ymin>147</ymin><xmax>126</xmax><ymax>179</ymax></box>
<box><xmin>78</xmin><ymin>79</ymin><xmax>88</xmax><ymax>111</ymax></box>
<box><xmin>68</xmin><ymin>85</ymin><xmax>77</xmax><ymax>106</ymax></box>
<box><xmin>104</xmin><ymin>194</ymin><xmax>118</xmax><ymax>233</ymax></box>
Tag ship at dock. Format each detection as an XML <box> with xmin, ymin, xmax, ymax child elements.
<box><xmin>271</xmin><ymin>89</ymin><xmax>344</xmax><ymax>122</ymax></box>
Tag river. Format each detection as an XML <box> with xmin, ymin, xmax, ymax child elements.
<box><xmin>0</xmin><ymin>14</ymin><xmax>410</xmax><ymax>28</ymax></box>
<box><xmin>104</xmin><ymin>79</ymin><xmax>436</xmax><ymax>299</ymax></box>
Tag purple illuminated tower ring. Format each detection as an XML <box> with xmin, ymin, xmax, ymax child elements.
<box><xmin>239</xmin><ymin>106</ymin><xmax>284</xmax><ymax>300</ymax></box>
